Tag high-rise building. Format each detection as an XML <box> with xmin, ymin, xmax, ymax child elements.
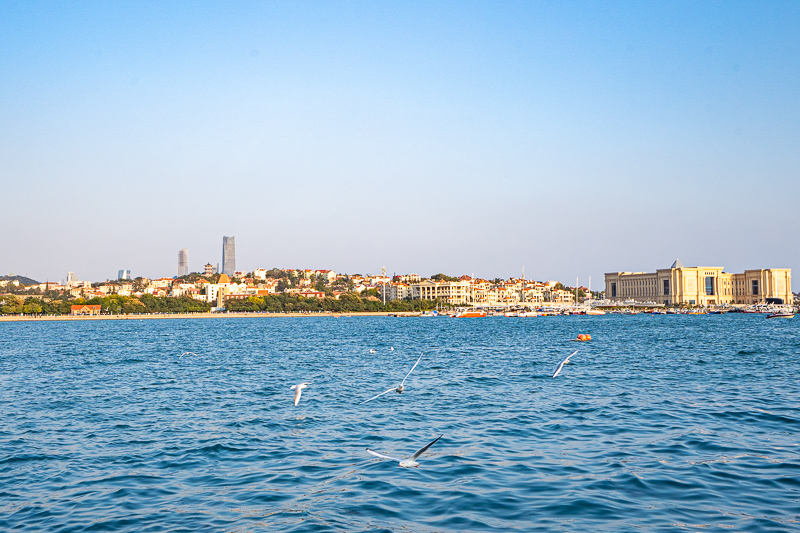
<box><xmin>222</xmin><ymin>236</ymin><xmax>236</xmax><ymax>276</ymax></box>
<box><xmin>118</xmin><ymin>269</ymin><xmax>131</xmax><ymax>280</ymax></box>
<box><xmin>66</xmin><ymin>272</ymin><xmax>79</xmax><ymax>287</ymax></box>
<box><xmin>178</xmin><ymin>248</ymin><xmax>189</xmax><ymax>277</ymax></box>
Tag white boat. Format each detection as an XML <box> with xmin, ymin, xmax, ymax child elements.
<box><xmin>454</xmin><ymin>308</ymin><xmax>487</xmax><ymax>318</ymax></box>
<box><xmin>766</xmin><ymin>311</ymin><xmax>795</xmax><ymax>319</ymax></box>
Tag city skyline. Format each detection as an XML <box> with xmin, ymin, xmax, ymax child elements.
<box><xmin>1</xmin><ymin>3</ymin><xmax>798</xmax><ymax>287</ymax></box>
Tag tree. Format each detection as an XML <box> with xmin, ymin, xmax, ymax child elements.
<box><xmin>0</xmin><ymin>295</ymin><xmax>23</xmax><ymax>314</ymax></box>
<box><xmin>122</xmin><ymin>298</ymin><xmax>146</xmax><ymax>314</ymax></box>
<box><xmin>22</xmin><ymin>299</ymin><xmax>43</xmax><ymax>314</ymax></box>
<box><xmin>431</xmin><ymin>273</ymin><xmax>459</xmax><ymax>282</ymax></box>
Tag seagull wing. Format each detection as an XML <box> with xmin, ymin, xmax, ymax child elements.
<box><xmin>361</xmin><ymin>387</ymin><xmax>396</xmax><ymax>404</ymax></box>
<box><xmin>293</xmin><ymin>387</ymin><xmax>303</xmax><ymax>406</ymax></box>
<box><xmin>367</xmin><ymin>449</ymin><xmax>403</xmax><ymax>462</ymax></box>
<box><xmin>410</xmin><ymin>434</ymin><xmax>443</xmax><ymax>460</ymax></box>
<box><xmin>553</xmin><ymin>351</ymin><xmax>578</xmax><ymax>378</ymax></box>
<box><xmin>400</xmin><ymin>353</ymin><xmax>423</xmax><ymax>387</ymax></box>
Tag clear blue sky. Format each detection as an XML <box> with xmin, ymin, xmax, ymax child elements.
<box><xmin>2</xmin><ymin>1</ymin><xmax>798</xmax><ymax>287</ymax></box>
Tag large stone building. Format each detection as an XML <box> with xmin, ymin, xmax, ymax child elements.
<box><xmin>605</xmin><ymin>260</ymin><xmax>792</xmax><ymax>306</ymax></box>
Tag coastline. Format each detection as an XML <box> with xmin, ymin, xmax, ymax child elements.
<box><xmin>0</xmin><ymin>311</ymin><xmax>410</xmax><ymax>322</ymax></box>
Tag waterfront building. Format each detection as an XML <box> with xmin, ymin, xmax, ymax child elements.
<box><xmin>411</xmin><ymin>279</ymin><xmax>472</xmax><ymax>305</ymax></box>
<box><xmin>222</xmin><ymin>236</ymin><xmax>236</xmax><ymax>276</ymax></box>
<box><xmin>178</xmin><ymin>249</ymin><xmax>189</xmax><ymax>277</ymax></box>
<box><xmin>118</xmin><ymin>269</ymin><xmax>131</xmax><ymax>280</ymax></box>
<box><xmin>382</xmin><ymin>282</ymin><xmax>411</xmax><ymax>301</ymax></box>
<box><xmin>70</xmin><ymin>304</ymin><xmax>100</xmax><ymax>316</ymax></box>
<box><xmin>604</xmin><ymin>260</ymin><xmax>792</xmax><ymax>306</ymax></box>
<box><xmin>204</xmin><ymin>273</ymin><xmax>232</xmax><ymax>306</ymax></box>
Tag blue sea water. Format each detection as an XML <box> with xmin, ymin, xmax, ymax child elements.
<box><xmin>1</xmin><ymin>315</ymin><xmax>799</xmax><ymax>532</ymax></box>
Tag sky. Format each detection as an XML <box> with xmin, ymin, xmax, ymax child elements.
<box><xmin>1</xmin><ymin>1</ymin><xmax>798</xmax><ymax>288</ymax></box>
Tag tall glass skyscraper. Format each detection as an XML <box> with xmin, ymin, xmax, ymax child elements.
<box><xmin>222</xmin><ymin>236</ymin><xmax>236</xmax><ymax>276</ymax></box>
<box><xmin>178</xmin><ymin>248</ymin><xmax>189</xmax><ymax>277</ymax></box>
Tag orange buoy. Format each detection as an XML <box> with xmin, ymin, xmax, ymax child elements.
<box><xmin>576</xmin><ymin>334</ymin><xmax>591</xmax><ymax>341</ymax></box>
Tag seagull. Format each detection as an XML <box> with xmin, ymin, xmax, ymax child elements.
<box><xmin>367</xmin><ymin>435</ymin><xmax>443</xmax><ymax>468</ymax></box>
<box><xmin>552</xmin><ymin>350</ymin><xmax>578</xmax><ymax>378</ymax></box>
<box><xmin>390</xmin><ymin>346</ymin><xmax>394</xmax><ymax>351</ymax></box>
<box><xmin>369</xmin><ymin>349</ymin><xmax>377</xmax><ymax>354</ymax></box>
<box><xmin>361</xmin><ymin>353</ymin><xmax>423</xmax><ymax>404</ymax></box>
<box><xmin>179</xmin><ymin>351</ymin><xmax>197</xmax><ymax>359</ymax></box>
<box><xmin>290</xmin><ymin>383</ymin><xmax>310</xmax><ymax>406</ymax></box>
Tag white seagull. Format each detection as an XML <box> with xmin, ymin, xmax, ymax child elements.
<box><xmin>290</xmin><ymin>383</ymin><xmax>310</xmax><ymax>406</ymax></box>
<box><xmin>179</xmin><ymin>351</ymin><xmax>198</xmax><ymax>359</ymax></box>
<box><xmin>552</xmin><ymin>350</ymin><xmax>578</xmax><ymax>378</ymax></box>
<box><xmin>361</xmin><ymin>353</ymin><xmax>423</xmax><ymax>404</ymax></box>
<box><xmin>369</xmin><ymin>349</ymin><xmax>377</xmax><ymax>354</ymax></box>
<box><xmin>390</xmin><ymin>346</ymin><xmax>394</xmax><ymax>351</ymax></box>
<box><xmin>367</xmin><ymin>435</ymin><xmax>443</xmax><ymax>468</ymax></box>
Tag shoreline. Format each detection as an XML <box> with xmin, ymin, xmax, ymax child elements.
<box><xmin>0</xmin><ymin>312</ymin><xmax>414</xmax><ymax>322</ymax></box>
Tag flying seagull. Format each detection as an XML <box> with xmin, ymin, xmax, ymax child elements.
<box><xmin>179</xmin><ymin>351</ymin><xmax>198</xmax><ymax>359</ymax></box>
<box><xmin>369</xmin><ymin>349</ymin><xmax>377</xmax><ymax>354</ymax></box>
<box><xmin>367</xmin><ymin>434</ymin><xmax>443</xmax><ymax>468</ymax></box>
<box><xmin>290</xmin><ymin>383</ymin><xmax>310</xmax><ymax>406</ymax></box>
<box><xmin>552</xmin><ymin>350</ymin><xmax>578</xmax><ymax>378</ymax></box>
<box><xmin>361</xmin><ymin>353</ymin><xmax>423</xmax><ymax>404</ymax></box>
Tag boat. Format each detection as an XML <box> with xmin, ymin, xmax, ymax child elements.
<box><xmin>585</xmin><ymin>309</ymin><xmax>606</xmax><ymax>315</ymax></box>
<box><xmin>454</xmin><ymin>308</ymin><xmax>487</xmax><ymax>318</ymax></box>
<box><xmin>766</xmin><ymin>309</ymin><xmax>795</xmax><ymax>319</ymax></box>
<box><xmin>419</xmin><ymin>310</ymin><xmax>439</xmax><ymax>317</ymax></box>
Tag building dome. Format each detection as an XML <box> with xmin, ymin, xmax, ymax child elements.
<box><xmin>218</xmin><ymin>273</ymin><xmax>230</xmax><ymax>284</ymax></box>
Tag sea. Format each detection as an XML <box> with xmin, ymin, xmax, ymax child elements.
<box><xmin>1</xmin><ymin>315</ymin><xmax>798</xmax><ymax>532</ymax></box>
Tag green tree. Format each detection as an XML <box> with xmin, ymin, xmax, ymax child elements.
<box><xmin>0</xmin><ymin>295</ymin><xmax>23</xmax><ymax>314</ymax></box>
<box><xmin>22</xmin><ymin>299</ymin><xmax>43</xmax><ymax>314</ymax></box>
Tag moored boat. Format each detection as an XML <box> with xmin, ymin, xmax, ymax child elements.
<box><xmin>766</xmin><ymin>312</ymin><xmax>795</xmax><ymax>319</ymax></box>
<box><xmin>454</xmin><ymin>308</ymin><xmax>487</xmax><ymax>318</ymax></box>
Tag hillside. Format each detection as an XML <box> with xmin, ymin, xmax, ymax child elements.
<box><xmin>0</xmin><ymin>275</ymin><xmax>40</xmax><ymax>286</ymax></box>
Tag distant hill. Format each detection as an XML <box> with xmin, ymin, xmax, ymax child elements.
<box><xmin>0</xmin><ymin>275</ymin><xmax>40</xmax><ymax>286</ymax></box>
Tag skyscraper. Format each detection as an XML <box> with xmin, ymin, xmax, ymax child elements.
<box><xmin>118</xmin><ymin>269</ymin><xmax>131</xmax><ymax>280</ymax></box>
<box><xmin>178</xmin><ymin>248</ymin><xmax>189</xmax><ymax>277</ymax></box>
<box><xmin>222</xmin><ymin>236</ymin><xmax>236</xmax><ymax>276</ymax></box>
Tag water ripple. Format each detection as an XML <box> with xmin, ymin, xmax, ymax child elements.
<box><xmin>1</xmin><ymin>315</ymin><xmax>799</xmax><ymax>531</ymax></box>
